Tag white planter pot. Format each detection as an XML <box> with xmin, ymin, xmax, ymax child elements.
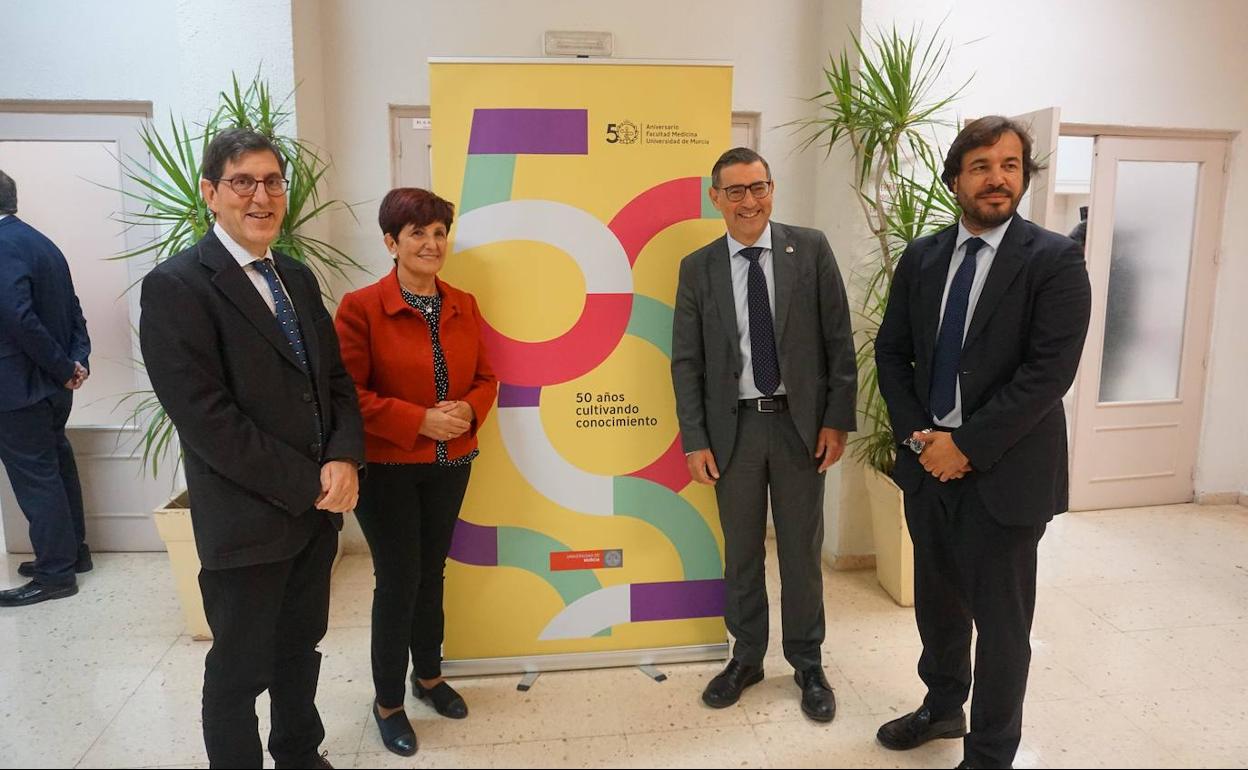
<box><xmin>865</xmin><ymin>467</ymin><xmax>914</xmax><ymax>607</ymax></box>
<box><xmin>151</xmin><ymin>492</ymin><xmax>211</xmax><ymax>640</ymax></box>
<box><xmin>151</xmin><ymin>492</ymin><xmax>349</xmax><ymax>641</ymax></box>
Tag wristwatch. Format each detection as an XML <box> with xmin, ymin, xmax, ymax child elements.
<box><xmin>904</xmin><ymin>428</ymin><xmax>932</xmax><ymax>455</ymax></box>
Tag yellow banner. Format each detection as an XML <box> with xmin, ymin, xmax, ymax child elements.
<box><xmin>432</xmin><ymin>61</ymin><xmax>732</xmax><ymax>663</ymax></box>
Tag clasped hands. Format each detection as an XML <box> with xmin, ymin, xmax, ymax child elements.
<box><xmin>64</xmin><ymin>361</ymin><xmax>89</xmax><ymax>390</ymax></box>
<box><xmin>912</xmin><ymin>430</ymin><xmax>972</xmax><ymax>482</ymax></box>
<box><xmin>419</xmin><ymin>400</ymin><xmax>475</xmax><ymax>442</ymax></box>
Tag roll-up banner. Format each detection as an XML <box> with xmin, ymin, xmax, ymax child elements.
<box><xmin>431</xmin><ymin>59</ymin><xmax>732</xmax><ymax>673</ymax></box>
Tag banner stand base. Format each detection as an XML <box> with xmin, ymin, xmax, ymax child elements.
<box><xmin>443</xmin><ymin>642</ymin><xmax>729</xmax><ymax>678</ymax></box>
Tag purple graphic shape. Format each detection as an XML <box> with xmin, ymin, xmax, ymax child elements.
<box><xmin>630</xmin><ymin>579</ymin><xmax>725</xmax><ymax>622</ymax></box>
<box><xmin>449</xmin><ymin>520</ymin><xmax>498</xmax><ymax>566</ymax></box>
<box><xmin>468</xmin><ymin>109</ymin><xmax>588</xmax><ymax>155</ymax></box>
<box><xmin>498</xmin><ymin>383</ymin><xmax>542</xmax><ymax>408</ymax></box>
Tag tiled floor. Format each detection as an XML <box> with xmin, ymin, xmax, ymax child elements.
<box><xmin>1</xmin><ymin>503</ymin><xmax>1246</xmax><ymax>768</ymax></box>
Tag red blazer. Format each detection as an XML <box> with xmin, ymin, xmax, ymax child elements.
<box><xmin>334</xmin><ymin>269</ymin><xmax>498</xmax><ymax>464</ymax></box>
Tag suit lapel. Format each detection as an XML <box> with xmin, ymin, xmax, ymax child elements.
<box><xmin>707</xmin><ymin>237</ymin><xmax>742</xmax><ymax>369</ymax></box>
<box><xmin>200</xmin><ymin>233</ymin><xmax>305</xmax><ymax>372</ymax></box>
<box><xmin>919</xmin><ymin>225</ymin><xmax>958</xmax><ymax>359</ymax></box>
<box><xmin>770</xmin><ymin>223</ymin><xmax>795</xmax><ymax>343</ymax></box>
<box><xmin>963</xmin><ymin>215</ymin><xmax>1028</xmax><ymax>349</ymax></box>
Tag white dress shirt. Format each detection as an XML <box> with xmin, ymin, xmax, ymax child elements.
<box><xmin>726</xmin><ymin>223</ymin><xmax>787</xmax><ymax>400</ymax></box>
<box><xmin>214</xmin><ymin>223</ymin><xmax>296</xmax><ymax>319</ymax></box>
<box><xmin>933</xmin><ymin>218</ymin><xmax>1010</xmax><ymax>428</ymax></box>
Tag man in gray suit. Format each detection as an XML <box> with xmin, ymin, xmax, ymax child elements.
<box><xmin>671</xmin><ymin>147</ymin><xmax>857</xmax><ymax>721</ymax></box>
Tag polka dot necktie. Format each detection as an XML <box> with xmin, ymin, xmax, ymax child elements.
<box><xmin>252</xmin><ymin>259</ymin><xmax>309</xmax><ymax>374</ymax></box>
<box><xmin>930</xmin><ymin>237</ymin><xmax>985</xmax><ymax>420</ymax></box>
<box><xmin>739</xmin><ymin>247</ymin><xmax>781</xmax><ymax>396</ymax></box>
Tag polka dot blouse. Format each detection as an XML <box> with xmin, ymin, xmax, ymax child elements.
<box><xmin>398</xmin><ymin>286</ymin><xmax>478</xmax><ymax>467</ymax></box>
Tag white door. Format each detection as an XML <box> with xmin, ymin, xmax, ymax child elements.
<box><xmin>391</xmin><ymin>107</ymin><xmax>432</xmax><ymax>189</ymax></box>
<box><xmin>1068</xmin><ymin>136</ymin><xmax>1227</xmax><ymax>510</ymax></box>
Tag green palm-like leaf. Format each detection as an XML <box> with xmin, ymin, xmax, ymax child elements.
<box><xmin>789</xmin><ymin>24</ymin><xmax>969</xmax><ymax>473</ymax></box>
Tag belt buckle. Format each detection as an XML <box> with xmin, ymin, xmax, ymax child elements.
<box><xmin>756</xmin><ymin>397</ymin><xmax>780</xmax><ymax>413</ymax></box>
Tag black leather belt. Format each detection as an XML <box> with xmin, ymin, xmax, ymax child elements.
<box><xmin>740</xmin><ymin>395</ymin><xmax>788</xmax><ymax>413</ymax></box>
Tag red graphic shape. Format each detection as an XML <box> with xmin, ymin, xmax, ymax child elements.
<box><xmin>628</xmin><ymin>436</ymin><xmax>690</xmax><ymax>493</ymax></box>
<box><xmin>608</xmin><ymin>177</ymin><xmax>704</xmax><ymax>266</ymax></box>
<box><xmin>481</xmin><ymin>293</ymin><xmax>633</xmax><ymax>386</ymax></box>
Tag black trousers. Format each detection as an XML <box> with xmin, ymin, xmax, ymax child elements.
<box><xmin>714</xmin><ymin>408</ymin><xmax>826</xmax><ymax>670</ymax></box>
<box><xmin>904</xmin><ymin>477</ymin><xmax>1045</xmax><ymax>769</ymax></box>
<box><xmin>355</xmin><ymin>462</ymin><xmax>472</xmax><ymax>708</ymax></box>
<box><xmin>198</xmin><ymin>515</ymin><xmax>337</xmax><ymax>769</ymax></box>
<box><xmin>0</xmin><ymin>390</ymin><xmax>84</xmax><ymax>585</ymax></box>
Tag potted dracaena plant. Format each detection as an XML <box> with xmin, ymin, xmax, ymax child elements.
<box><xmin>794</xmin><ymin>25</ymin><xmax>966</xmax><ymax>606</ymax></box>
<box><xmin>113</xmin><ymin>72</ymin><xmax>361</xmax><ymax>637</ymax></box>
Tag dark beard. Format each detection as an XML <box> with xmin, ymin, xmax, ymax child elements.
<box><xmin>958</xmin><ymin>190</ymin><xmax>1021</xmax><ymax>230</ymax></box>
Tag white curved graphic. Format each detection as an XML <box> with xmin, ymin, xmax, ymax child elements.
<box><xmin>538</xmin><ymin>584</ymin><xmax>630</xmax><ymax>640</ymax></box>
<box><xmin>498</xmin><ymin>406</ymin><xmax>613</xmax><ymax>515</ymax></box>
<box><xmin>453</xmin><ymin>200</ymin><xmax>633</xmax><ymax>294</ymax></box>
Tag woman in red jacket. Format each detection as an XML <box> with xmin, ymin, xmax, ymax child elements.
<box><xmin>335</xmin><ymin>188</ymin><xmax>497</xmax><ymax>757</ymax></box>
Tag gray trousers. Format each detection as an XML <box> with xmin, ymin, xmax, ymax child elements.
<box><xmin>714</xmin><ymin>407</ymin><xmax>826</xmax><ymax>669</ymax></box>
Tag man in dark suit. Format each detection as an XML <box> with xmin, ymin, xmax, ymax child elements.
<box><xmin>140</xmin><ymin>129</ymin><xmax>364</xmax><ymax>769</ymax></box>
<box><xmin>0</xmin><ymin>169</ymin><xmax>92</xmax><ymax>606</ymax></box>
<box><xmin>874</xmin><ymin>116</ymin><xmax>1091</xmax><ymax>769</ymax></box>
<box><xmin>671</xmin><ymin>147</ymin><xmax>857</xmax><ymax>722</ymax></box>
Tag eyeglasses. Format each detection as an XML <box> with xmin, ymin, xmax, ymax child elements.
<box><xmin>716</xmin><ymin>180</ymin><xmax>773</xmax><ymax>202</ymax></box>
<box><xmin>215</xmin><ymin>176</ymin><xmax>289</xmax><ymax>197</ymax></box>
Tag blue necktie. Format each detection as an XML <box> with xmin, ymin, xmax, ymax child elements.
<box><xmin>740</xmin><ymin>247</ymin><xmax>781</xmax><ymax>396</ymax></box>
<box><xmin>930</xmin><ymin>237</ymin><xmax>985</xmax><ymax>420</ymax></box>
<box><xmin>252</xmin><ymin>259</ymin><xmax>309</xmax><ymax>373</ymax></box>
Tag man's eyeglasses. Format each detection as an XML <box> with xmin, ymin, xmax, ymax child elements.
<box><xmin>715</xmin><ymin>180</ymin><xmax>773</xmax><ymax>203</ymax></box>
<box><xmin>214</xmin><ymin>176</ymin><xmax>290</xmax><ymax>197</ymax></box>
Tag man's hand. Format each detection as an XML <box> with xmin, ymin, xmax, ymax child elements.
<box><xmin>815</xmin><ymin>428</ymin><xmax>847</xmax><ymax>473</ymax></box>
<box><xmin>915</xmin><ymin>431</ymin><xmax>972</xmax><ymax>482</ymax></box>
<box><xmin>686</xmin><ymin>449</ymin><xmax>720</xmax><ymax>486</ymax></box>
<box><xmin>65</xmin><ymin>362</ymin><xmax>89</xmax><ymax>390</ymax></box>
<box><xmin>315</xmin><ymin>460</ymin><xmax>359</xmax><ymax>513</ymax></box>
<box><xmin>420</xmin><ymin>408</ymin><xmax>471</xmax><ymax>442</ymax></box>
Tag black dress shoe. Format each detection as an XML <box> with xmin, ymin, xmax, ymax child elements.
<box><xmin>373</xmin><ymin>703</ymin><xmax>418</xmax><ymax>757</ymax></box>
<box><xmin>413</xmin><ymin>677</ymin><xmax>468</xmax><ymax>719</ymax></box>
<box><xmin>18</xmin><ymin>545</ymin><xmax>93</xmax><ymax>579</ymax></box>
<box><xmin>0</xmin><ymin>580</ymin><xmax>78</xmax><ymax>607</ymax></box>
<box><xmin>794</xmin><ymin>666</ymin><xmax>836</xmax><ymax>723</ymax></box>
<box><xmin>701</xmin><ymin>659</ymin><xmax>764</xmax><ymax>708</ymax></box>
<box><xmin>877</xmin><ymin>705</ymin><xmax>967</xmax><ymax>750</ymax></box>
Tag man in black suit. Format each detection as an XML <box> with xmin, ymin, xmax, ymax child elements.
<box><xmin>672</xmin><ymin>148</ymin><xmax>857</xmax><ymax>721</ymax></box>
<box><xmin>874</xmin><ymin>117</ymin><xmax>1091</xmax><ymax>769</ymax></box>
<box><xmin>0</xmin><ymin>169</ymin><xmax>92</xmax><ymax>606</ymax></box>
<box><xmin>140</xmin><ymin>129</ymin><xmax>364</xmax><ymax>769</ymax></box>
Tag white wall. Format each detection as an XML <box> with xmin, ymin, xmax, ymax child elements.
<box><xmin>0</xmin><ymin>0</ymin><xmax>295</xmax><ymax>132</ymax></box>
<box><xmin>853</xmin><ymin>0</ymin><xmax>1248</xmax><ymax>500</ymax></box>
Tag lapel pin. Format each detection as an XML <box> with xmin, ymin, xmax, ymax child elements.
<box><xmin>785</xmin><ymin>245</ymin><xmax>795</xmax><ymax>253</ymax></box>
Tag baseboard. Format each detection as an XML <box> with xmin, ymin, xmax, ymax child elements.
<box><xmin>1196</xmin><ymin>491</ymin><xmax>1243</xmax><ymax>506</ymax></box>
<box><xmin>827</xmin><ymin>553</ymin><xmax>875</xmax><ymax>571</ymax></box>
